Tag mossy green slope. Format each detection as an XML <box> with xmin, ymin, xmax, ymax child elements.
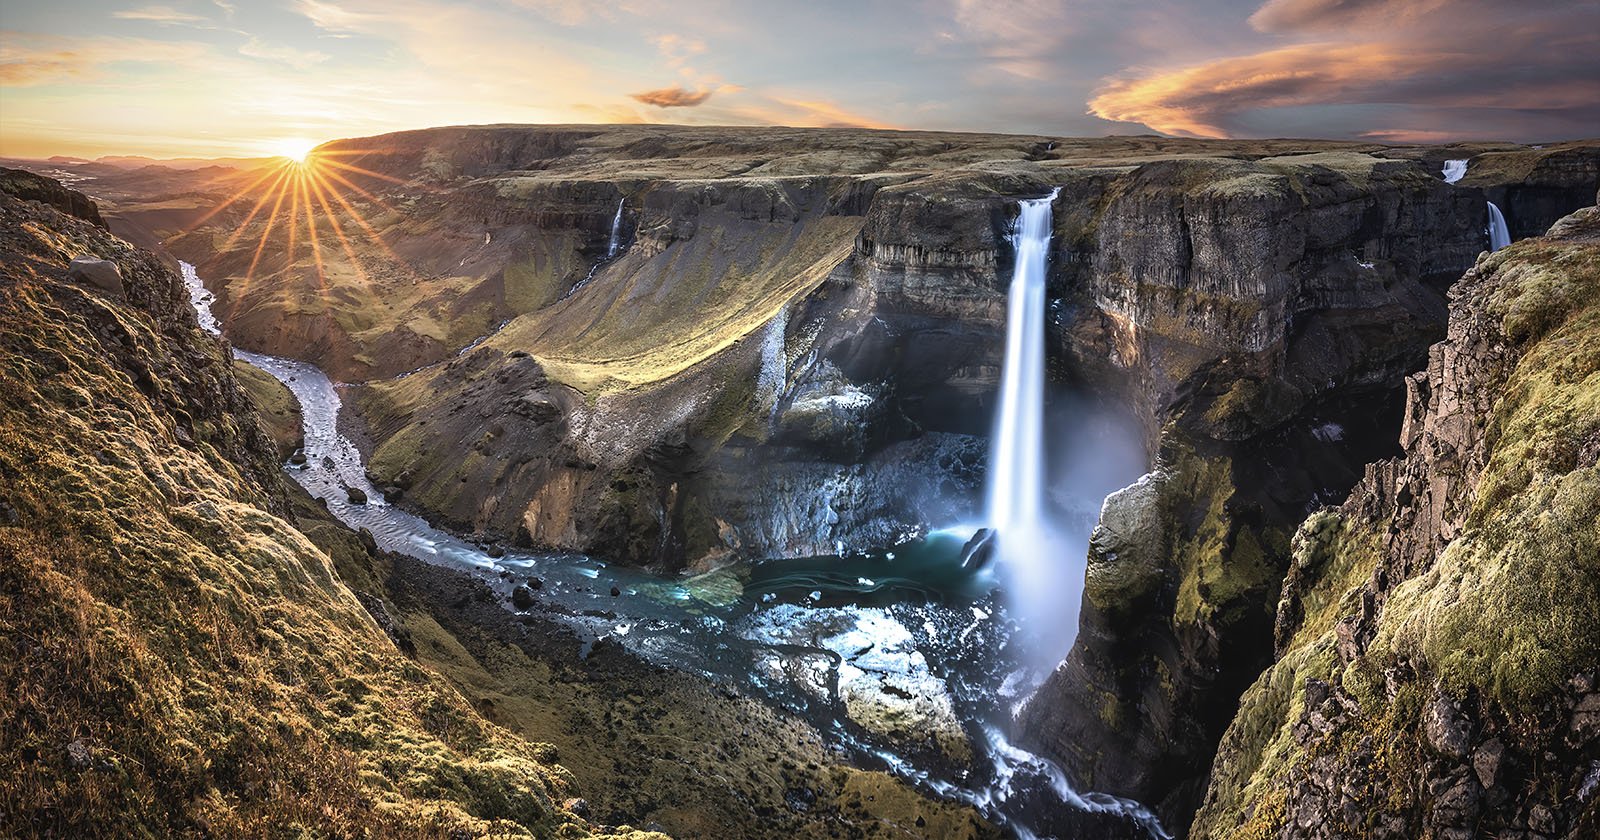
<box><xmin>0</xmin><ymin>189</ymin><xmax>662</xmax><ymax>838</ymax></box>
<box><xmin>1192</xmin><ymin>206</ymin><xmax>1600</xmax><ymax>839</ymax></box>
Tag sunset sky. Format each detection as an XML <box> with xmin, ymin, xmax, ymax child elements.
<box><xmin>2</xmin><ymin>0</ymin><xmax>1597</xmax><ymax>159</ymax></box>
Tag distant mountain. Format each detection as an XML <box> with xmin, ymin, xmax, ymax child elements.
<box><xmin>94</xmin><ymin>154</ymin><xmax>283</xmax><ymax>171</ymax></box>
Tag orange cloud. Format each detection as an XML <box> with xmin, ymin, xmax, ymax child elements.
<box><xmin>0</xmin><ymin>35</ymin><xmax>210</xmax><ymax>87</ymax></box>
<box><xmin>1089</xmin><ymin>43</ymin><xmax>1424</xmax><ymax>138</ymax></box>
<box><xmin>630</xmin><ymin>85</ymin><xmax>715</xmax><ymax>108</ymax></box>
<box><xmin>1090</xmin><ymin>0</ymin><xmax>1600</xmax><ymax>139</ymax></box>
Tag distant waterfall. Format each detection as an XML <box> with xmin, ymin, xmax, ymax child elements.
<box><xmin>605</xmin><ymin>198</ymin><xmax>625</xmax><ymax>258</ymax></box>
<box><xmin>1487</xmin><ymin>201</ymin><xmax>1511</xmax><ymax>251</ymax></box>
<box><xmin>1442</xmin><ymin>159</ymin><xmax>1468</xmax><ymax>184</ymax></box>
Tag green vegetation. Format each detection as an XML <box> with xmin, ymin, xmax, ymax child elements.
<box><xmin>231</xmin><ymin>359</ymin><xmax>302</xmax><ymax>459</ymax></box>
<box><xmin>1372</xmin><ymin>229</ymin><xmax>1600</xmax><ymax>708</ymax></box>
<box><xmin>1165</xmin><ymin>441</ymin><xmax>1286</xmax><ymax>631</ymax></box>
<box><xmin>501</xmin><ymin>211</ymin><xmax>861</xmax><ymax>393</ymax></box>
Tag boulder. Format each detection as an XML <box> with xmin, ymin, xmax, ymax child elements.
<box><xmin>67</xmin><ymin>257</ymin><xmax>124</xmax><ymax>297</ymax></box>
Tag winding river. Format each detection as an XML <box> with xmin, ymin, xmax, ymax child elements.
<box><xmin>182</xmin><ymin>261</ymin><xmax>1168</xmax><ymax>840</ymax></box>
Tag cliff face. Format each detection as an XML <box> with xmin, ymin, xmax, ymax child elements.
<box><xmin>0</xmin><ymin>180</ymin><xmax>661</xmax><ymax>839</ymax></box>
<box><xmin>345</xmin><ymin>160</ymin><xmax>1059</xmax><ymax>566</ymax></box>
<box><xmin>1191</xmin><ymin>204</ymin><xmax>1600</xmax><ymax>840</ymax></box>
<box><xmin>1463</xmin><ymin>144</ymin><xmax>1600</xmax><ymax>239</ymax></box>
<box><xmin>328</xmin><ymin>136</ymin><xmax>1513</xmax><ymax>575</ymax></box>
<box><xmin>1017</xmin><ymin>150</ymin><xmax>1488</xmax><ymax>825</ymax></box>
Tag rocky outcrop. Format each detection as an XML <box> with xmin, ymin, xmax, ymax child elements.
<box><xmin>1190</xmin><ymin>204</ymin><xmax>1600</xmax><ymax>839</ymax></box>
<box><xmin>0</xmin><ymin>166</ymin><xmax>106</xmax><ymax>227</ymax></box>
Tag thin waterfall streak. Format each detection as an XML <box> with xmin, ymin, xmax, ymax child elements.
<box><xmin>606</xmin><ymin>197</ymin><xmax>625</xmax><ymax>258</ymax></box>
<box><xmin>1488</xmin><ymin>201</ymin><xmax>1511</xmax><ymax>251</ymax></box>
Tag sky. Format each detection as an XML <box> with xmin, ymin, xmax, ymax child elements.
<box><xmin>1</xmin><ymin>0</ymin><xmax>1597</xmax><ymax>159</ymax></box>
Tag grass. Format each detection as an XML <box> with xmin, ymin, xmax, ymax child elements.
<box><xmin>0</xmin><ymin>194</ymin><xmax>663</xmax><ymax>839</ymax></box>
<box><xmin>231</xmin><ymin>360</ymin><xmax>302</xmax><ymax>459</ymax></box>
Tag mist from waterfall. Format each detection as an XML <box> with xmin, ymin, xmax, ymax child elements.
<box><xmin>1488</xmin><ymin>201</ymin><xmax>1511</xmax><ymax>251</ymax></box>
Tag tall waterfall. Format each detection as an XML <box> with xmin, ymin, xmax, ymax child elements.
<box><xmin>1487</xmin><ymin>201</ymin><xmax>1511</xmax><ymax>251</ymax></box>
<box><xmin>605</xmin><ymin>198</ymin><xmax>625</xmax><ymax>258</ymax></box>
<box><xmin>987</xmin><ymin>189</ymin><xmax>1067</xmax><ymax>647</ymax></box>
<box><xmin>988</xmin><ymin>190</ymin><xmax>1058</xmax><ymax>536</ymax></box>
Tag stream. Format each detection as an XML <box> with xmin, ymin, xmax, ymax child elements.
<box><xmin>182</xmin><ymin>261</ymin><xmax>1169</xmax><ymax>840</ymax></box>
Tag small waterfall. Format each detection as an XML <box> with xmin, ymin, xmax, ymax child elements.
<box><xmin>1487</xmin><ymin>201</ymin><xmax>1511</xmax><ymax>251</ymax></box>
<box><xmin>605</xmin><ymin>198</ymin><xmax>625</xmax><ymax>258</ymax></box>
<box><xmin>566</xmin><ymin>199</ymin><xmax>628</xmax><ymax>299</ymax></box>
<box><xmin>182</xmin><ymin>261</ymin><xmax>222</xmax><ymax>336</ymax></box>
<box><xmin>1442</xmin><ymin>159</ymin><xmax>1468</xmax><ymax>184</ymax></box>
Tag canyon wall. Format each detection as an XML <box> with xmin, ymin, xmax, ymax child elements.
<box><xmin>1191</xmin><ymin>203</ymin><xmax>1600</xmax><ymax>840</ymax></box>
<box><xmin>134</xmin><ymin>127</ymin><xmax>1599</xmax><ymax>832</ymax></box>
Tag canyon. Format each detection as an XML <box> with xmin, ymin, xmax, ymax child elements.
<box><xmin>3</xmin><ymin>125</ymin><xmax>1597</xmax><ymax>838</ymax></box>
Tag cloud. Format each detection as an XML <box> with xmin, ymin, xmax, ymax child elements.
<box><xmin>295</xmin><ymin>0</ymin><xmax>377</xmax><ymax>34</ymax></box>
<box><xmin>1249</xmin><ymin>0</ymin><xmax>1439</xmax><ymax>31</ymax></box>
<box><xmin>111</xmin><ymin>5</ymin><xmax>208</xmax><ymax>24</ymax></box>
<box><xmin>1357</xmin><ymin>128</ymin><xmax>1463</xmax><ymax>143</ymax></box>
<box><xmin>630</xmin><ymin>85</ymin><xmax>715</xmax><ymax>108</ymax></box>
<box><xmin>239</xmin><ymin>37</ymin><xmax>329</xmax><ymax>69</ymax></box>
<box><xmin>950</xmin><ymin>0</ymin><xmax>1076</xmax><ymax>80</ymax></box>
<box><xmin>0</xmin><ymin>34</ymin><xmax>211</xmax><ymax>86</ymax></box>
<box><xmin>1090</xmin><ymin>0</ymin><xmax>1600</xmax><ymax>141</ymax></box>
<box><xmin>504</xmin><ymin>0</ymin><xmax>611</xmax><ymax>26</ymax></box>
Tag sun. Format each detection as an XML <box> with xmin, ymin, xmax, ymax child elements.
<box><xmin>268</xmin><ymin>137</ymin><xmax>319</xmax><ymax>164</ymax></box>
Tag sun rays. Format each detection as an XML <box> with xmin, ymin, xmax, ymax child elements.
<box><xmin>183</xmin><ymin>146</ymin><xmax>414</xmax><ymax>321</ymax></box>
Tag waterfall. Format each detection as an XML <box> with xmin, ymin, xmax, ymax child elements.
<box><xmin>1487</xmin><ymin>201</ymin><xmax>1511</xmax><ymax>251</ymax></box>
<box><xmin>1442</xmin><ymin>159</ymin><xmax>1468</xmax><ymax>184</ymax></box>
<box><xmin>986</xmin><ymin>188</ymin><xmax>1069</xmax><ymax>649</ymax></box>
<box><xmin>565</xmin><ymin>199</ymin><xmax>628</xmax><ymax>299</ymax></box>
<box><xmin>988</xmin><ymin>190</ymin><xmax>1057</xmax><ymax>535</ymax></box>
<box><xmin>606</xmin><ymin>198</ymin><xmax>625</xmax><ymax>258</ymax></box>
